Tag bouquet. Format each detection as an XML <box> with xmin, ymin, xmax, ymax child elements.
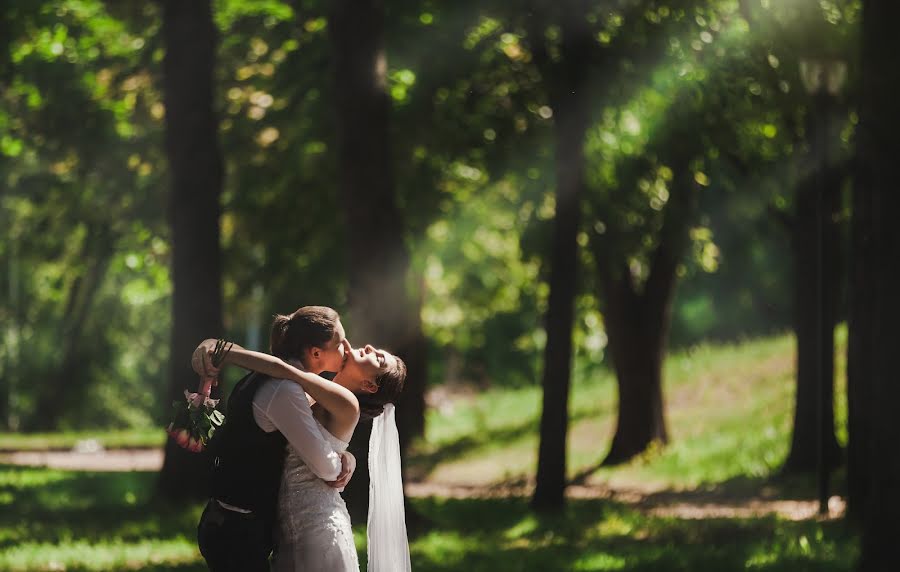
<box><xmin>166</xmin><ymin>339</ymin><xmax>232</xmax><ymax>453</ymax></box>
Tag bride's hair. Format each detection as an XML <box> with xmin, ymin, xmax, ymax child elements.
<box><xmin>270</xmin><ymin>306</ymin><xmax>340</xmax><ymax>361</ymax></box>
<box><xmin>358</xmin><ymin>355</ymin><xmax>408</xmax><ymax>421</ymax></box>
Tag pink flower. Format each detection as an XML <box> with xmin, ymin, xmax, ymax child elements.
<box><xmin>165</xmin><ymin>340</ymin><xmax>232</xmax><ymax>453</ymax></box>
<box><xmin>175</xmin><ymin>429</ymin><xmax>190</xmax><ymax>447</ymax></box>
<box><xmin>184</xmin><ymin>390</ymin><xmax>205</xmax><ymax>408</ymax></box>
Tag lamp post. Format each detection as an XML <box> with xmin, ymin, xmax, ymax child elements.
<box><xmin>798</xmin><ymin>58</ymin><xmax>846</xmax><ymax>516</ymax></box>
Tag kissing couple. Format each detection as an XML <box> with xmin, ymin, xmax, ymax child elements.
<box><xmin>192</xmin><ymin>305</ymin><xmax>410</xmax><ymax>571</ymax></box>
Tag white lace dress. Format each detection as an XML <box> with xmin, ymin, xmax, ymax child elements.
<box><xmin>272</xmin><ymin>424</ymin><xmax>359</xmax><ymax>572</ymax></box>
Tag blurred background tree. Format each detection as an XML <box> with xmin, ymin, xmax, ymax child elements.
<box><xmin>156</xmin><ymin>0</ymin><xmax>225</xmax><ymax>501</ymax></box>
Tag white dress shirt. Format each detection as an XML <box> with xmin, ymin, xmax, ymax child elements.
<box><xmin>252</xmin><ymin>378</ymin><xmax>342</xmax><ymax>481</ymax></box>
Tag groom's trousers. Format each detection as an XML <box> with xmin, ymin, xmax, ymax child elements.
<box><xmin>197</xmin><ymin>499</ymin><xmax>273</xmax><ymax>572</ymax></box>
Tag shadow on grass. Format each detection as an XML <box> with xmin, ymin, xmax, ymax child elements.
<box><xmin>1</xmin><ymin>463</ymin><xmax>859</xmax><ymax>572</ymax></box>
<box><xmin>0</xmin><ymin>464</ymin><xmax>202</xmax><ymax>549</ymax></box>
<box><xmin>408</xmin><ymin>408</ymin><xmax>600</xmax><ymax>481</ymax></box>
<box><xmin>638</xmin><ymin>471</ymin><xmax>848</xmax><ymax>509</ymax></box>
<box><xmin>572</xmin><ymin>460</ymin><xmax>848</xmax><ymax>506</ymax></box>
<box><xmin>409</xmin><ymin>496</ymin><xmax>858</xmax><ymax>572</ymax></box>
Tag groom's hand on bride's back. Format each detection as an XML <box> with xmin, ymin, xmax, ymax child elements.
<box><xmin>327</xmin><ymin>451</ymin><xmax>356</xmax><ymax>490</ymax></box>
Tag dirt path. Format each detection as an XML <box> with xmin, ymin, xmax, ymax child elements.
<box><xmin>0</xmin><ymin>448</ymin><xmax>846</xmax><ymax>521</ymax></box>
<box><xmin>0</xmin><ymin>448</ymin><xmax>164</xmax><ymax>472</ymax></box>
<box><xmin>404</xmin><ymin>482</ymin><xmax>846</xmax><ymax>521</ymax></box>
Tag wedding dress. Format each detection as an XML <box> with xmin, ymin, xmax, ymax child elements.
<box><xmin>272</xmin><ymin>422</ymin><xmax>359</xmax><ymax>572</ymax></box>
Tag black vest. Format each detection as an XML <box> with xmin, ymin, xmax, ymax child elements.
<box><xmin>209</xmin><ymin>372</ymin><xmax>287</xmax><ymax>524</ymax></box>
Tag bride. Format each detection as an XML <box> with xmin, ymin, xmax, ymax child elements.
<box><xmin>195</xmin><ymin>336</ymin><xmax>410</xmax><ymax>571</ymax></box>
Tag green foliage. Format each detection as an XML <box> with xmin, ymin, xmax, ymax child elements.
<box><xmin>213</xmin><ymin>0</ymin><xmax>348</xmax><ymax>336</ymax></box>
<box><xmin>0</xmin><ymin>0</ymin><xmax>862</xmax><ymax>431</ymax></box>
<box><xmin>1</xmin><ymin>1</ymin><xmax>168</xmax><ymax>430</ymax></box>
<box><xmin>390</xmin><ymin>3</ymin><xmax>558</xmax><ymax>386</ymax></box>
<box><xmin>418</xmin><ymin>180</ymin><xmax>547</xmax><ymax>386</ymax></box>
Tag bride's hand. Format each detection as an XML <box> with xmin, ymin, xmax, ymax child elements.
<box><xmin>326</xmin><ymin>451</ymin><xmax>356</xmax><ymax>490</ymax></box>
<box><xmin>191</xmin><ymin>338</ymin><xmax>220</xmax><ymax>379</ymax></box>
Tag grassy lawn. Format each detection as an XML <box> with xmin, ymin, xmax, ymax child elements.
<box><xmin>0</xmin><ymin>464</ymin><xmax>858</xmax><ymax>572</ymax></box>
<box><xmin>409</xmin><ymin>496</ymin><xmax>857</xmax><ymax>572</ymax></box>
<box><xmin>0</xmin><ymin>331</ymin><xmax>860</xmax><ymax>570</ymax></box>
<box><xmin>412</xmin><ymin>332</ymin><xmax>830</xmax><ymax>490</ymax></box>
<box><xmin>0</xmin><ymin>465</ymin><xmax>201</xmax><ymax>571</ymax></box>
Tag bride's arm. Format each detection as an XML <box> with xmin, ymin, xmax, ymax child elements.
<box><xmin>193</xmin><ymin>339</ymin><xmax>360</xmax><ymax>422</ymax></box>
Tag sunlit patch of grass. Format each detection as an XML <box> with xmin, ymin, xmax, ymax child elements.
<box><xmin>0</xmin><ymin>465</ymin><xmax>73</xmax><ymax>489</ymax></box>
<box><xmin>406</xmin><ymin>497</ymin><xmax>858</xmax><ymax>571</ymax></box>
<box><xmin>0</xmin><ymin>428</ymin><xmax>165</xmax><ymax>452</ymax></box>
<box><xmin>0</xmin><ymin>465</ymin><xmax>206</xmax><ymax>571</ymax></box>
<box><xmin>0</xmin><ymin>538</ymin><xmax>199</xmax><ymax>572</ymax></box>
<box><xmin>572</xmin><ymin>552</ymin><xmax>628</xmax><ymax>571</ymax></box>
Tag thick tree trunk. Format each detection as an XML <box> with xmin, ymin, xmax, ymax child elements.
<box><xmin>782</xmin><ymin>98</ymin><xmax>843</xmax><ymax>475</ymax></box>
<box><xmin>329</xmin><ymin>0</ymin><xmax>424</xmax><ymax>521</ymax></box>
<box><xmin>599</xmin><ymin>275</ymin><xmax>669</xmax><ymax>465</ymax></box>
<box><xmin>856</xmin><ymin>1</ymin><xmax>900</xmax><ymax>567</ymax></box>
<box><xmin>157</xmin><ymin>0</ymin><xmax>224</xmax><ymax>502</ymax></box>
<box><xmin>530</xmin><ymin>0</ymin><xmax>591</xmax><ymax>513</ymax></box>
<box><xmin>593</xmin><ymin>163</ymin><xmax>692</xmax><ymax>466</ymax></box>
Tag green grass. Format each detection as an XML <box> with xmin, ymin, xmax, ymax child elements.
<box><xmin>411</xmin><ymin>331</ymin><xmax>844</xmax><ymax>491</ymax></box>
<box><xmin>408</xmin><ymin>497</ymin><xmax>857</xmax><ymax>572</ymax></box>
<box><xmin>0</xmin><ymin>428</ymin><xmax>164</xmax><ymax>452</ymax></box>
<box><xmin>0</xmin><ymin>331</ymin><xmax>859</xmax><ymax>571</ymax></box>
<box><xmin>0</xmin><ymin>465</ymin><xmax>203</xmax><ymax>571</ymax></box>
<box><xmin>0</xmin><ymin>464</ymin><xmax>858</xmax><ymax>572</ymax></box>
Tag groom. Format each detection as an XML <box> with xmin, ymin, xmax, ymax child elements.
<box><xmin>193</xmin><ymin>306</ymin><xmax>356</xmax><ymax>572</ymax></box>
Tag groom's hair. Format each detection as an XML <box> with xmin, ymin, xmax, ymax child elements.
<box><xmin>270</xmin><ymin>306</ymin><xmax>340</xmax><ymax>361</ymax></box>
<box><xmin>359</xmin><ymin>355</ymin><xmax>408</xmax><ymax>421</ymax></box>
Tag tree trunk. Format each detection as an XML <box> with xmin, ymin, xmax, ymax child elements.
<box><xmin>782</xmin><ymin>97</ymin><xmax>843</xmax><ymax>475</ymax></box>
<box><xmin>847</xmin><ymin>157</ymin><xmax>874</xmax><ymax>525</ymax></box>
<box><xmin>157</xmin><ymin>0</ymin><xmax>224</xmax><ymax>502</ymax></box>
<box><xmin>29</xmin><ymin>223</ymin><xmax>114</xmax><ymax>431</ymax></box>
<box><xmin>328</xmin><ymin>0</ymin><xmax>425</xmax><ymax>521</ymax></box>
<box><xmin>530</xmin><ymin>0</ymin><xmax>591</xmax><ymax>513</ymax></box>
<box><xmin>599</xmin><ymin>272</ymin><xmax>669</xmax><ymax>465</ymax></box>
<box><xmin>1</xmin><ymin>234</ymin><xmax>16</xmax><ymax>430</ymax></box>
<box><xmin>856</xmin><ymin>1</ymin><xmax>900</xmax><ymax>567</ymax></box>
<box><xmin>395</xmin><ymin>282</ymin><xmax>427</xmax><ymax>450</ymax></box>
<box><xmin>592</xmin><ymin>162</ymin><xmax>693</xmax><ymax>466</ymax></box>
